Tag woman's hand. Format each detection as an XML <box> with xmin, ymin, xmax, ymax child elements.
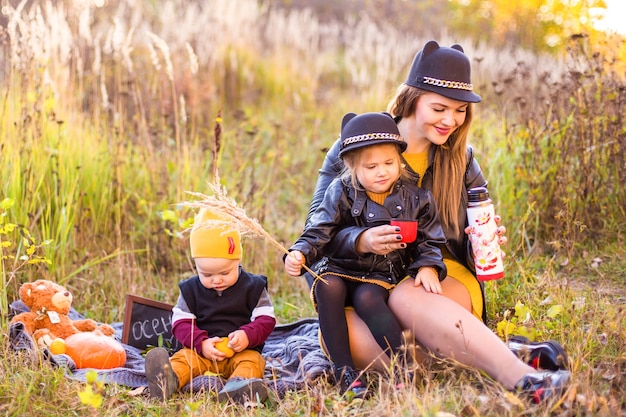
<box><xmin>494</xmin><ymin>215</ymin><xmax>508</xmax><ymax>246</ymax></box>
<box><xmin>465</xmin><ymin>214</ymin><xmax>507</xmax><ymax>257</ymax></box>
<box><xmin>356</xmin><ymin>225</ymin><xmax>406</xmax><ymax>255</ymax></box>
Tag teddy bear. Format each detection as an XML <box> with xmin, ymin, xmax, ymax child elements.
<box><xmin>9</xmin><ymin>279</ymin><xmax>116</xmax><ymax>348</ymax></box>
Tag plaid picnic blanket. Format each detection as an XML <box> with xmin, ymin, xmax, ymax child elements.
<box><xmin>8</xmin><ymin>300</ymin><xmax>332</xmax><ymax>398</ymax></box>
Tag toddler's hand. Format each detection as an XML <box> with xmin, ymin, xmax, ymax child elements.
<box><xmin>201</xmin><ymin>337</ymin><xmax>227</xmax><ymax>361</ymax></box>
<box><xmin>227</xmin><ymin>329</ymin><xmax>249</xmax><ymax>352</ymax></box>
<box><xmin>284</xmin><ymin>250</ymin><xmax>305</xmax><ymax>276</ymax></box>
<box><xmin>414</xmin><ymin>267</ymin><xmax>442</xmax><ymax>294</ymax></box>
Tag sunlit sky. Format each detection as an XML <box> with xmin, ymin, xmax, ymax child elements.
<box><xmin>594</xmin><ymin>0</ymin><xmax>626</xmax><ymax>34</ymax></box>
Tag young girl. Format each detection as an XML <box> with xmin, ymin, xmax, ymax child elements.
<box><xmin>284</xmin><ymin>111</ymin><xmax>447</xmax><ymax>398</ymax></box>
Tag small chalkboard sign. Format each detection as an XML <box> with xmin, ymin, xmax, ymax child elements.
<box><xmin>122</xmin><ymin>294</ymin><xmax>183</xmax><ymax>353</ymax></box>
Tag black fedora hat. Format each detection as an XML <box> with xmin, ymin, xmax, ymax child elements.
<box><xmin>405</xmin><ymin>40</ymin><xmax>481</xmax><ymax>103</ymax></box>
<box><xmin>338</xmin><ymin>112</ymin><xmax>407</xmax><ymax>158</ymax></box>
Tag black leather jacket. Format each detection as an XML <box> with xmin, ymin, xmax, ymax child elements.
<box><xmin>292</xmin><ymin>176</ymin><xmax>447</xmax><ymax>287</ymax></box>
<box><xmin>307</xmin><ymin>137</ymin><xmax>487</xmax><ymax>276</ymax></box>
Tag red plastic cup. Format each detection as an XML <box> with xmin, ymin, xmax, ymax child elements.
<box><xmin>390</xmin><ymin>219</ymin><xmax>418</xmax><ymax>243</ymax></box>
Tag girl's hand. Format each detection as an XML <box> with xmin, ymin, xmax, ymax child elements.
<box><xmin>356</xmin><ymin>225</ymin><xmax>406</xmax><ymax>255</ymax></box>
<box><xmin>414</xmin><ymin>267</ymin><xmax>442</xmax><ymax>294</ymax></box>
<box><xmin>284</xmin><ymin>250</ymin><xmax>305</xmax><ymax>276</ymax></box>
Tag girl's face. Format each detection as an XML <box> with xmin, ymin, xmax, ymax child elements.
<box><xmin>195</xmin><ymin>257</ymin><xmax>240</xmax><ymax>293</ymax></box>
<box><xmin>353</xmin><ymin>143</ymin><xmax>402</xmax><ymax>194</ymax></box>
<box><xmin>414</xmin><ymin>92</ymin><xmax>468</xmax><ymax>145</ymax></box>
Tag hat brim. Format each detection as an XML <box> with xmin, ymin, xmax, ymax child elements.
<box><xmin>339</xmin><ymin>139</ymin><xmax>408</xmax><ymax>158</ymax></box>
<box><xmin>412</xmin><ymin>82</ymin><xmax>481</xmax><ymax>103</ymax></box>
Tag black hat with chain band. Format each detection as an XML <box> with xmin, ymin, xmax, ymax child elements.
<box><xmin>405</xmin><ymin>40</ymin><xmax>481</xmax><ymax>103</ymax></box>
<box><xmin>338</xmin><ymin>112</ymin><xmax>407</xmax><ymax>159</ymax></box>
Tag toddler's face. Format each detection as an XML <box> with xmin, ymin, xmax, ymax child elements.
<box><xmin>353</xmin><ymin>143</ymin><xmax>402</xmax><ymax>194</ymax></box>
<box><xmin>195</xmin><ymin>257</ymin><xmax>240</xmax><ymax>293</ymax></box>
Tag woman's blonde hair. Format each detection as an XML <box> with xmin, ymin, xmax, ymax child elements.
<box><xmin>386</xmin><ymin>84</ymin><xmax>474</xmax><ymax>235</ymax></box>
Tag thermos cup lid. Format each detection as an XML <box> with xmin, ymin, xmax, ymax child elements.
<box><xmin>468</xmin><ymin>186</ymin><xmax>489</xmax><ymax>202</ymax></box>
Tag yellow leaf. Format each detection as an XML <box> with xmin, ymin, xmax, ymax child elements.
<box><xmin>514</xmin><ymin>301</ymin><xmax>529</xmax><ymax>322</ymax></box>
<box><xmin>160</xmin><ymin>209</ymin><xmax>178</xmax><ymax>222</ymax></box>
<box><xmin>546</xmin><ymin>304</ymin><xmax>563</xmax><ymax>318</ymax></box>
<box><xmin>503</xmin><ymin>391</ymin><xmax>525</xmax><ymax>408</ymax></box>
<box><xmin>85</xmin><ymin>370</ymin><xmax>98</xmax><ymax>384</ymax></box>
<box><xmin>496</xmin><ymin>320</ymin><xmax>517</xmax><ymax>338</ymax></box>
<box><xmin>0</xmin><ymin>198</ymin><xmax>15</xmax><ymax>209</ymax></box>
<box><xmin>78</xmin><ymin>386</ymin><xmax>103</xmax><ymax>408</ymax></box>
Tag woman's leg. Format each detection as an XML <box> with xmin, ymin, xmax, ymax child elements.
<box><xmin>389</xmin><ymin>280</ymin><xmax>533</xmax><ymax>389</ymax></box>
<box><xmin>440</xmin><ymin>276</ymin><xmax>472</xmax><ymax>313</ymax></box>
<box><xmin>344</xmin><ymin>308</ymin><xmax>390</xmax><ymax>371</ymax></box>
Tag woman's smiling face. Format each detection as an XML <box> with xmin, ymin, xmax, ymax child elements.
<box><xmin>414</xmin><ymin>92</ymin><xmax>469</xmax><ymax>145</ymax></box>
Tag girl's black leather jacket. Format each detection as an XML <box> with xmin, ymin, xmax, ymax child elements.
<box><xmin>292</xmin><ymin>176</ymin><xmax>447</xmax><ymax>286</ymax></box>
<box><xmin>307</xmin><ymin>137</ymin><xmax>488</xmax><ymax>275</ymax></box>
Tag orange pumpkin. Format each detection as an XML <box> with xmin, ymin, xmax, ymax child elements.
<box><xmin>64</xmin><ymin>331</ymin><xmax>126</xmax><ymax>369</ymax></box>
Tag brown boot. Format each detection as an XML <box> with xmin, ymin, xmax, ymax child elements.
<box><xmin>145</xmin><ymin>347</ymin><xmax>178</xmax><ymax>401</ymax></box>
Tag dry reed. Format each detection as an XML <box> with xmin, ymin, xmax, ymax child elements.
<box><xmin>181</xmin><ymin>179</ymin><xmax>328</xmax><ymax>285</ymax></box>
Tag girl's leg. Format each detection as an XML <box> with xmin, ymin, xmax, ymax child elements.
<box><xmin>352</xmin><ymin>283</ymin><xmax>403</xmax><ymax>353</ymax></box>
<box><xmin>389</xmin><ymin>280</ymin><xmax>533</xmax><ymax>389</ymax></box>
<box><xmin>315</xmin><ymin>274</ymin><xmax>354</xmax><ymax>368</ymax></box>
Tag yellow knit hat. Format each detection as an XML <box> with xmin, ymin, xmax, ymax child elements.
<box><xmin>189</xmin><ymin>208</ymin><xmax>242</xmax><ymax>259</ymax></box>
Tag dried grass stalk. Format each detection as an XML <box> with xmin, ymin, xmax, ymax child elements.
<box><xmin>181</xmin><ymin>179</ymin><xmax>327</xmax><ymax>285</ymax></box>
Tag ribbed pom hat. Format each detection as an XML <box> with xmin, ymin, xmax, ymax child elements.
<box><xmin>405</xmin><ymin>40</ymin><xmax>481</xmax><ymax>103</ymax></box>
<box><xmin>189</xmin><ymin>208</ymin><xmax>242</xmax><ymax>259</ymax></box>
<box><xmin>338</xmin><ymin>112</ymin><xmax>407</xmax><ymax>158</ymax></box>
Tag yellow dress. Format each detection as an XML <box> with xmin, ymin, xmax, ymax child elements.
<box><xmin>403</xmin><ymin>152</ymin><xmax>483</xmax><ymax>319</ymax></box>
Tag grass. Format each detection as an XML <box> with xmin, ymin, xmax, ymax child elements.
<box><xmin>0</xmin><ymin>0</ymin><xmax>624</xmax><ymax>416</ymax></box>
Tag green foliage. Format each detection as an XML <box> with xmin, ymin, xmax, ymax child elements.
<box><xmin>0</xmin><ymin>1</ymin><xmax>624</xmax><ymax>415</ymax></box>
<box><xmin>492</xmin><ymin>35</ymin><xmax>626</xmax><ymax>258</ymax></box>
<box><xmin>0</xmin><ymin>198</ymin><xmax>52</xmax><ymax>323</ymax></box>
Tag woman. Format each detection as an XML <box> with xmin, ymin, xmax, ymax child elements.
<box><xmin>305</xmin><ymin>40</ymin><xmax>570</xmax><ymax>403</ymax></box>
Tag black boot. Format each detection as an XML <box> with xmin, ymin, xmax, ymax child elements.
<box><xmin>515</xmin><ymin>370</ymin><xmax>570</xmax><ymax>404</ymax></box>
<box><xmin>508</xmin><ymin>335</ymin><xmax>569</xmax><ymax>371</ymax></box>
<box><xmin>217</xmin><ymin>377</ymin><xmax>268</xmax><ymax>405</ymax></box>
<box><xmin>335</xmin><ymin>366</ymin><xmax>370</xmax><ymax>399</ymax></box>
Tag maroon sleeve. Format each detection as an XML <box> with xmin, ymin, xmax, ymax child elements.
<box><xmin>239</xmin><ymin>315</ymin><xmax>276</xmax><ymax>348</ymax></box>
<box><xmin>172</xmin><ymin>318</ymin><xmax>208</xmax><ymax>353</ymax></box>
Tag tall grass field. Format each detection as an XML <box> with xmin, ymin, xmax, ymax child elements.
<box><xmin>0</xmin><ymin>1</ymin><xmax>624</xmax><ymax>416</ymax></box>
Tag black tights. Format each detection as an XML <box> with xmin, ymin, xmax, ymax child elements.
<box><xmin>315</xmin><ymin>275</ymin><xmax>404</xmax><ymax>369</ymax></box>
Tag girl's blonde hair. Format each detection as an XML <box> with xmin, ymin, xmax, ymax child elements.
<box><xmin>341</xmin><ymin>143</ymin><xmax>408</xmax><ymax>191</ymax></box>
<box><xmin>386</xmin><ymin>84</ymin><xmax>474</xmax><ymax>235</ymax></box>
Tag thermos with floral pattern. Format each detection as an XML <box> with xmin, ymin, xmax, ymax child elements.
<box><xmin>467</xmin><ymin>187</ymin><xmax>504</xmax><ymax>281</ymax></box>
